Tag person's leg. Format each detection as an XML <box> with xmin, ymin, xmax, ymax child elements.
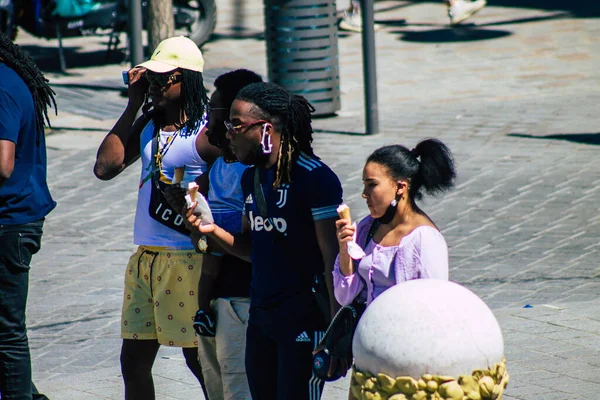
<box><xmin>339</xmin><ymin>0</ymin><xmax>362</xmax><ymax>32</ymax></box>
<box><xmin>446</xmin><ymin>0</ymin><xmax>486</xmax><ymax>25</ymax></box>
<box><xmin>245</xmin><ymin>317</ymin><xmax>278</xmax><ymax>400</ymax></box>
<box><xmin>152</xmin><ymin>249</ymin><xmax>207</xmax><ymax>392</ymax></box>
<box><xmin>120</xmin><ymin>339</ymin><xmax>160</xmax><ymax>400</ymax></box>
<box><xmin>339</xmin><ymin>0</ymin><xmax>381</xmax><ymax>33</ymax></box>
<box><xmin>272</xmin><ymin>296</ymin><xmax>327</xmax><ymax>400</ymax></box>
<box><xmin>276</xmin><ymin>329</ymin><xmax>325</xmax><ymax>400</ymax></box>
<box><xmin>0</xmin><ymin>221</ymin><xmax>43</xmax><ymax>400</ymax></box>
<box><xmin>120</xmin><ymin>248</ymin><xmax>161</xmax><ymax>399</ymax></box>
<box><xmin>182</xmin><ymin>346</ymin><xmax>209</xmax><ymax>399</ymax></box>
<box><xmin>215</xmin><ymin>298</ymin><xmax>251</xmax><ymax>400</ymax></box>
<box><xmin>197</xmin><ymin>333</ymin><xmax>223</xmax><ymax>400</ymax></box>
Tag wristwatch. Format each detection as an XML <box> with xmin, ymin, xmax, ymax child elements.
<box><xmin>197</xmin><ymin>235</ymin><xmax>209</xmax><ymax>253</ymax></box>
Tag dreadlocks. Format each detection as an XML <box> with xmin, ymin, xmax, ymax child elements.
<box><xmin>236</xmin><ymin>82</ymin><xmax>316</xmax><ymax>188</ymax></box>
<box><xmin>180</xmin><ymin>69</ymin><xmax>209</xmax><ymax>133</ymax></box>
<box><xmin>0</xmin><ymin>33</ymin><xmax>57</xmax><ymax>137</ymax></box>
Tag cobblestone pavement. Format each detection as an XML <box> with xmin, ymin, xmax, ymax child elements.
<box><xmin>12</xmin><ymin>0</ymin><xmax>600</xmax><ymax>398</ymax></box>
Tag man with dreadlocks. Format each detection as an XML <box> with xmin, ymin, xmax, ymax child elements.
<box><xmin>94</xmin><ymin>36</ymin><xmax>219</xmax><ymax>400</ymax></box>
<box><xmin>0</xmin><ymin>33</ymin><xmax>56</xmax><ymax>400</ymax></box>
<box><xmin>186</xmin><ymin>82</ymin><xmax>342</xmax><ymax>400</ymax></box>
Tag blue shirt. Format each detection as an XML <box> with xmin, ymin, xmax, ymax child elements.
<box><xmin>208</xmin><ymin>157</ymin><xmax>252</xmax><ymax>298</ymax></box>
<box><xmin>208</xmin><ymin>157</ymin><xmax>249</xmax><ymax>218</ymax></box>
<box><xmin>0</xmin><ymin>63</ymin><xmax>56</xmax><ymax>225</ymax></box>
<box><xmin>242</xmin><ymin>152</ymin><xmax>343</xmax><ymax>307</ymax></box>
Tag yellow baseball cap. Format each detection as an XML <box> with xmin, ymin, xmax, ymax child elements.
<box><xmin>137</xmin><ymin>36</ymin><xmax>204</xmax><ymax>73</ymax></box>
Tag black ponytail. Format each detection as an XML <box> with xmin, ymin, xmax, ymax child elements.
<box><xmin>366</xmin><ymin>138</ymin><xmax>456</xmax><ymax>202</ymax></box>
<box><xmin>412</xmin><ymin>138</ymin><xmax>456</xmax><ymax>198</ymax></box>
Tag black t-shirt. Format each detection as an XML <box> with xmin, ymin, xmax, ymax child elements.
<box><xmin>241</xmin><ymin>152</ymin><xmax>343</xmax><ymax>307</ymax></box>
<box><xmin>212</xmin><ymin>254</ymin><xmax>252</xmax><ymax>298</ymax></box>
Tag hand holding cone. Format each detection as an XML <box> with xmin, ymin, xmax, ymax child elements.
<box><xmin>337</xmin><ymin>204</ymin><xmax>351</xmax><ymax>224</ymax></box>
<box><xmin>337</xmin><ymin>203</ymin><xmax>366</xmax><ymax>260</ymax></box>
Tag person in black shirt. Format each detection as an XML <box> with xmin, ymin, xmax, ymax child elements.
<box><xmin>187</xmin><ymin>82</ymin><xmax>342</xmax><ymax>400</ymax></box>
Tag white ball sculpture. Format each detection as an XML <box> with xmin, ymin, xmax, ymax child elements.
<box><xmin>351</xmin><ymin>279</ymin><xmax>509</xmax><ymax>400</ymax></box>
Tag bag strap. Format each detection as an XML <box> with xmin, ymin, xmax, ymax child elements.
<box><xmin>151</xmin><ymin>123</ymin><xmax>181</xmax><ymax>188</ymax></box>
<box><xmin>253</xmin><ymin>168</ymin><xmax>287</xmax><ymax>242</ymax></box>
<box><xmin>364</xmin><ymin>218</ymin><xmax>380</xmax><ymax>248</ymax></box>
<box><xmin>151</xmin><ymin>123</ymin><xmax>160</xmax><ymax>188</ymax></box>
<box><xmin>253</xmin><ymin>167</ymin><xmax>269</xmax><ymax>219</ymax></box>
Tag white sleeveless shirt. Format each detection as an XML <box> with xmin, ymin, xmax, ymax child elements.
<box><xmin>133</xmin><ymin>119</ymin><xmax>208</xmax><ymax>248</ymax></box>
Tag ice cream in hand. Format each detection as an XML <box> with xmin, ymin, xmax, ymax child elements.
<box><xmin>173</xmin><ymin>166</ymin><xmax>185</xmax><ymax>185</ymax></box>
<box><xmin>185</xmin><ymin>182</ymin><xmax>214</xmax><ymax>224</ymax></box>
<box><xmin>337</xmin><ymin>203</ymin><xmax>351</xmax><ymax>223</ymax></box>
<box><xmin>188</xmin><ymin>181</ymin><xmax>199</xmax><ymax>200</ymax></box>
<box><xmin>337</xmin><ymin>203</ymin><xmax>365</xmax><ymax>260</ymax></box>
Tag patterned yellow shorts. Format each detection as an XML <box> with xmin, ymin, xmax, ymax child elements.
<box><xmin>121</xmin><ymin>246</ymin><xmax>202</xmax><ymax>348</ymax></box>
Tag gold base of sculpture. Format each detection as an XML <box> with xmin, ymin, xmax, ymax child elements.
<box><xmin>350</xmin><ymin>358</ymin><xmax>509</xmax><ymax>400</ymax></box>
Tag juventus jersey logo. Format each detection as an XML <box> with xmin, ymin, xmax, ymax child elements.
<box><xmin>276</xmin><ymin>184</ymin><xmax>290</xmax><ymax>208</ymax></box>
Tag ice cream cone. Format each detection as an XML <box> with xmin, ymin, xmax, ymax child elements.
<box><xmin>173</xmin><ymin>166</ymin><xmax>185</xmax><ymax>184</ymax></box>
<box><xmin>188</xmin><ymin>182</ymin><xmax>199</xmax><ymax>200</ymax></box>
<box><xmin>337</xmin><ymin>203</ymin><xmax>351</xmax><ymax>224</ymax></box>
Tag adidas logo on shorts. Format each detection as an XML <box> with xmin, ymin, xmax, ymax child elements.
<box><xmin>295</xmin><ymin>331</ymin><xmax>311</xmax><ymax>343</ymax></box>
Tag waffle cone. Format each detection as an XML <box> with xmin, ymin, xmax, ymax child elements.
<box><xmin>173</xmin><ymin>167</ymin><xmax>185</xmax><ymax>184</ymax></box>
<box><xmin>337</xmin><ymin>204</ymin><xmax>351</xmax><ymax>224</ymax></box>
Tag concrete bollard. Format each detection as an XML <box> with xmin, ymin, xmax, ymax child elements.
<box><xmin>351</xmin><ymin>279</ymin><xmax>509</xmax><ymax>400</ymax></box>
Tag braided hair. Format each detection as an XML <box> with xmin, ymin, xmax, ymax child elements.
<box><xmin>236</xmin><ymin>82</ymin><xmax>316</xmax><ymax>187</ymax></box>
<box><xmin>0</xmin><ymin>33</ymin><xmax>57</xmax><ymax>139</ymax></box>
<box><xmin>148</xmin><ymin>69</ymin><xmax>209</xmax><ymax>133</ymax></box>
<box><xmin>180</xmin><ymin>69</ymin><xmax>209</xmax><ymax>133</ymax></box>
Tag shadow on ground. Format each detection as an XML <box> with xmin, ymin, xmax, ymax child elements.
<box><xmin>381</xmin><ymin>9</ymin><xmax>575</xmax><ymax>43</ymax></box>
<box><xmin>508</xmin><ymin>133</ymin><xmax>600</xmax><ymax>146</ymax></box>
<box><xmin>393</xmin><ymin>26</ymin><xmax>512</xmax><ymax>42</ymax></box>
<box><xmin>403</xmin><ymin>0</ymin><xmax>600</xmax><ymax>18</ymax></box>
<box><xmin>20</xmin><ymin>42</ymin><xmax>127</xmax><ymax>73</ymax></box>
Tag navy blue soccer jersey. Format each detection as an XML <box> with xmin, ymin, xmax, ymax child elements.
<box><xmin>241</xmin><ymin>152</ymin><xmax>343</xmax><ymax>307</ymax></box>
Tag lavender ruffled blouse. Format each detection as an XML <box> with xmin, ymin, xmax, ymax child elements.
<box><xmin>333</xmin><ymin>215</ymin><xmax>449</xmax><ymax>306</ymax></box>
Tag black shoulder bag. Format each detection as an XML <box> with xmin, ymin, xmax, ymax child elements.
<box><xmin>312</xmin><ymin>218</ymin><xmax>380</xmax><ymax>381</ymax></box>
<box><xmin>148</xmin><ymin>124</ymin><xmax>190</xmax><ymax>236</ymax></box>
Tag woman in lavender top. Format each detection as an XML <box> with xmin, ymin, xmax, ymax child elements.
<box><xmin>334</xmin><ymin>139</ymin><xmax>456</xmax><ymax>306</ymax></box>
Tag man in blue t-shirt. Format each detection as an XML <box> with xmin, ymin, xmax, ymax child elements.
<box><xmin>0</xmin><ymin>35</ymin><xmax>57</xmax><ymax>400</ymax></box>
<box><xmin>187</xmin><ymin>82</ymin><xmax>342</xmax><ymax>400</ymax></box>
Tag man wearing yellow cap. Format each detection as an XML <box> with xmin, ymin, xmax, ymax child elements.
<box><xmin>94</xmin><ymin>36</ymin><xmax>221</xmax><ymax>400</ymax></box>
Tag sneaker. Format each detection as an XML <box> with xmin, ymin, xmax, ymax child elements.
<box><xmin>340</xmin><ymin>11</ymin><xmax>363</xmax><ymax>32</ymax></box>
<box><xmin>339</xmin><ymin>11</ymin><xmax>381</xmax><ymax>33</ymax></box>
<box><xmin>448</xmin><ymin>0</ymin><xmax>486</xmax><ymax>26</ymax></box>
